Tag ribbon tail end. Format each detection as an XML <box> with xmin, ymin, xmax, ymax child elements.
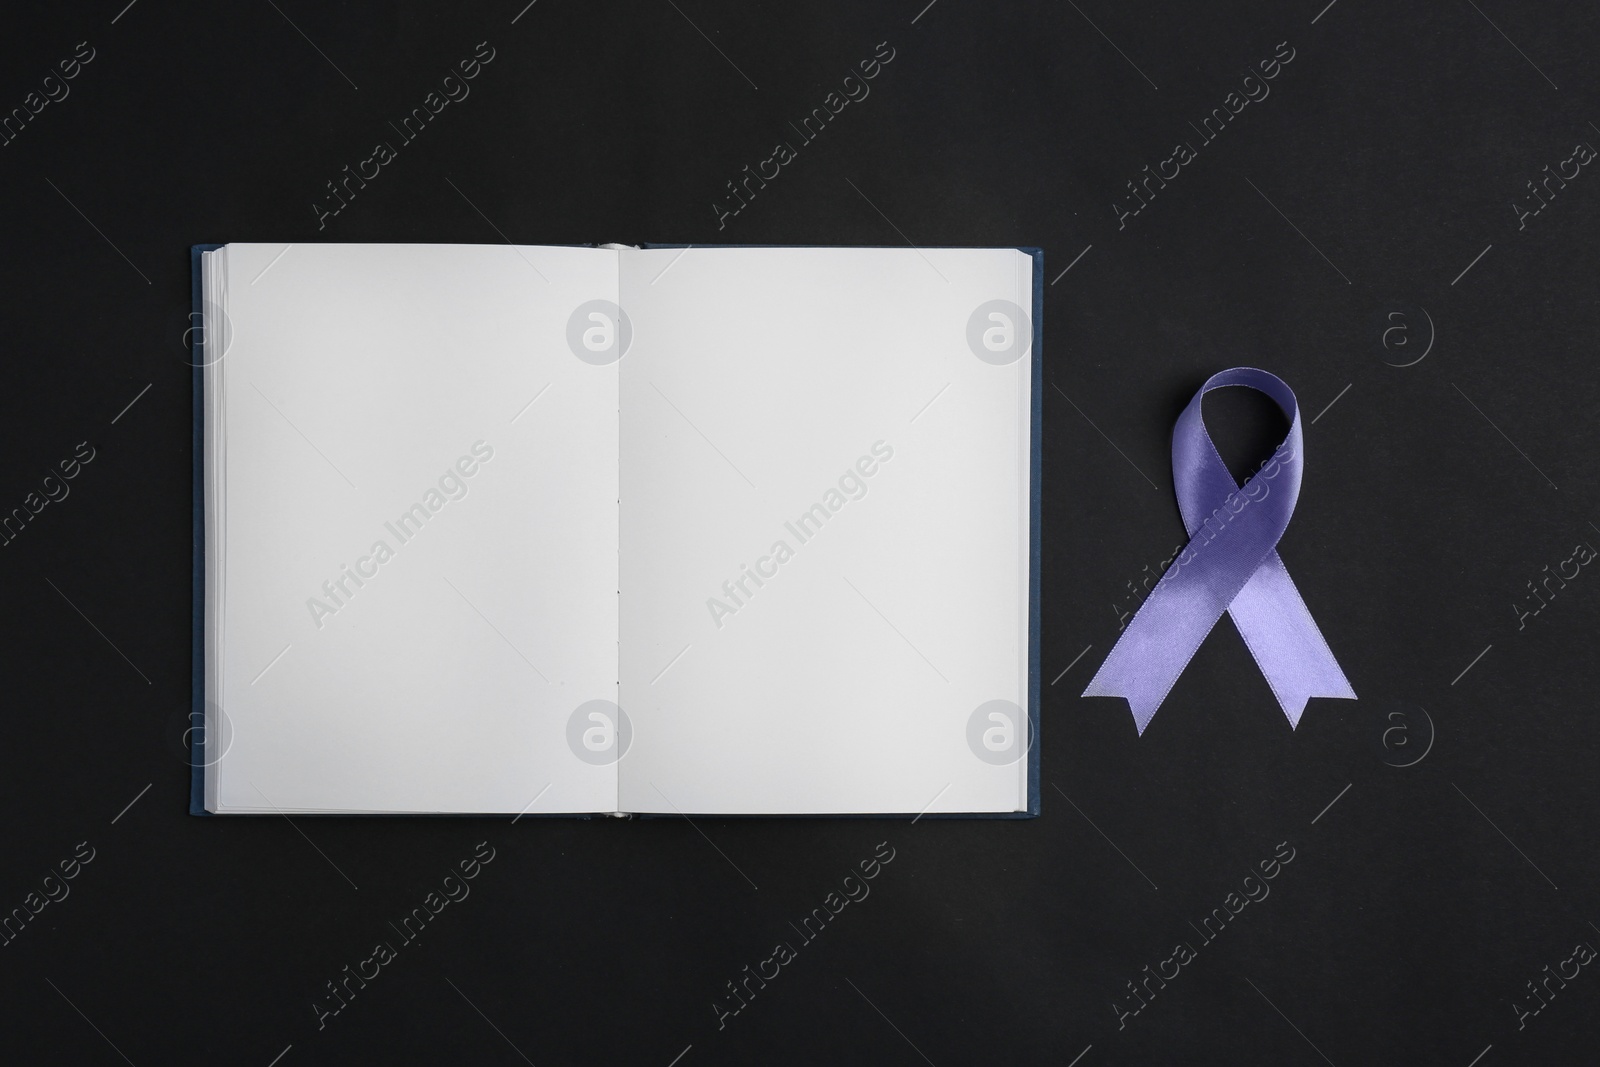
<box><xmin>1082</xmin><ymin>675</ymin><xmax>1162</xmax><ymax>736</ymax></box>
<box><xmin>1277</xmin><ymin>676</ymin><xmax>1358</xmax><ymax>730</ymax></box>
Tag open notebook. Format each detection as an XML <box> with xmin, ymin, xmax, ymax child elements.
<box><xmin>192</xmin><ymin>243</ymin><xmax>1041</xmax><ymax>816</ymax></box>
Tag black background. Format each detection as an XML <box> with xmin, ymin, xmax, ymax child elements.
<box><xmin>2</xmin><ymin>1</ymin><xmax>1597</xmax><ymax>1064</ymax></box>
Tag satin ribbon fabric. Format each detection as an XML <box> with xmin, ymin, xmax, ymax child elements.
<box><xmin>1083</xmin><ymin>367</ymin><xmax>1355</xmax><ymax>734</ymax></box>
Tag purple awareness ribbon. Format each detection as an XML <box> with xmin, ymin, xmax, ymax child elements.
<box><xmin>1083</xmin><ymin>367</ymin><xmax>1355</xmax><ymax>734</ymax></box>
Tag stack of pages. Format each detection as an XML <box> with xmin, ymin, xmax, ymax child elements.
<box><xmin>193</xmin><ymin>243</ymin><xmax>1040</xmax><ymax>816</ymax></box>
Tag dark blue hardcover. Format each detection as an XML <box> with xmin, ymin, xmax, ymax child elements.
<box><xmin>190</xmin><ymin>243</ymin><xmax>223</xmax><ymax>816</ymax></box>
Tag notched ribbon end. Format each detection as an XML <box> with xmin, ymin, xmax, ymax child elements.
<box><xmin>1275</xmin><ymin>677</ymin><xmax>1358</xmax><ymax>730</ymax></box>
<box><xmin>1081</xmin><ymin>675</ymin><xmax>1162</xmax><ymax>736</ymax></box>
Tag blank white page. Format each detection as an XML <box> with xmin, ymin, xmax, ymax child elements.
<box><xmin>618</xmin><ymin>247</ymin><xmax>1034</xmax><ymax>815</ymax></box>
<box><xmin>206</xmin><ymin>244</ymin><xmax>619</xmax><ymax>814</ymax></box>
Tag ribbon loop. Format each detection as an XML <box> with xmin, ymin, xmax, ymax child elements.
<box><xmin>1083</xmin><ymin>367</ymin><xmax>1354</xmax><ymax>734</ymax></box>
